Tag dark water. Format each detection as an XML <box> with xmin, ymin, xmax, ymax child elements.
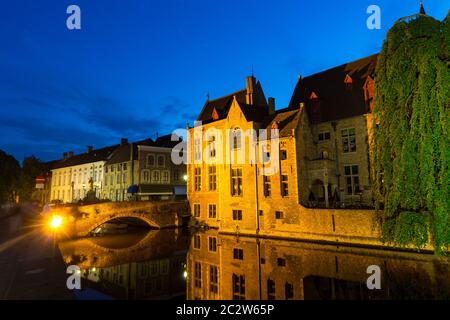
<box><xmin>58</xmin><ymin>228</ymin><xmax>450</xmax><ymax>300</ymax></box>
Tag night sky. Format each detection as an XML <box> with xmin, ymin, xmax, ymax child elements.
<box><xmin>0</xmin><ymin>0</ymin><xmax>448</xmax><ymax>162</ymax></box>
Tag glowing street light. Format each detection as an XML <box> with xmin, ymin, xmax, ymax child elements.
<box><xmin>183</xmin><ymin>174</ymin><xmax>188</xmax><ymax>181</ymax></box>
<box><xmin>49</xmin><ymin>215</ymin><xmax>63</xmax><ymax>229</ymax></box>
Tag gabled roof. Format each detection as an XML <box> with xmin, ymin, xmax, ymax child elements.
<box><xmin>261</xmin><ymin>107</ymin><xmax>302</xmax><ymax>138</ymax></box>
<box><xmin>289</xmin><ymin>54</ymin><xmax>378</xmax><ymax>123</ymax></box>
<box><xmin>52</xmin><ymin>145</ymin><xmax>119</xmax><ymax>169</ymax></box>
<box><xmin>154</xmin><ymin>134</ymin><xmax>182</xmax><ymax>148</ymax></box>
<box><xmin>196</xmin><ymin>89</ymin><xmax>247</xmax><ymax>123</ymax></box>
<box><xmin>105</xmin><ymin>138</ymin><xmax>154</xmax><ymax>166</ymax></box>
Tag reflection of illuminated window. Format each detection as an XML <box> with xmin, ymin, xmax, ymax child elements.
<box><xmin>208</xmin><ymin>204</ymin><xmax>217</xmax><ymax>219</ymax></box>
<box><xmin>232</xmin><ymin>274</ymin><xmax>245</xmax><ymax>300</ymax></box>
<box><xmin>160</xmin><ymin>260</ymin><xmax>169</xmax><ymax>275</ymax></box>
<box><xmin>193</xmin><ymin>235</ymin><xmax>201</xmax><ymax>249</ymax></box>
<box><xmin>208</xmin><ymin>237</ymin><xmax>217</xmax><ymax>252</ymax></box>
<box><xmin>210</xmin><ymin>266</ymin><xmax>218</xmax><ymax>294</ymax></box>
<box><xmin>193</xmin><ymin>204</ymin><xmax>200</xmax><ymax>217</ymax></box>
<box><xmin>194</xmin><ymin>263</ymin><xmax>202</xmax><ymax>288</ymax></box>
<box><xmin>285</xmin><ymin>282</ymin><xmax>294</xmax><ymax>300</ymax></box>
<box><xmin>233</xmin><ymin>248</ymin><xmax>244</xmax><ymax>260</ymax></box>
<box><xmin>267</xmin><ymin>279</ymin><xmax>275</xmax><ymax>300</ymax></box>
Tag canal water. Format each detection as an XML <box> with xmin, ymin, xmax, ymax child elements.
<box><xmin>58</xmin><ymin>228</ymin><xmax>450</xmax><ymax>300</ymax></box>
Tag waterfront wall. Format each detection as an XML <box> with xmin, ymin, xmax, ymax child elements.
<box><xmin>218</xmin><ymin>204</ymin><xmax>437</xmax><ymax>252</ymax></box>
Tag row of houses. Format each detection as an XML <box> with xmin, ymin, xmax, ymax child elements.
<box><xmin>44</xmin><ymin>52</ymin><xmax>378</xmax><ymax>210</ymax></box>
<box><xmin>48</xmin><ymin>135</ymin><xmax>187</xmax><ymax>203</ymax></box>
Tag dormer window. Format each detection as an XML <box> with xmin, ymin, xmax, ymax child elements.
<box><xmin>309</xmin><ymin>91</ymin><xmax>319</xmax><ymax>100</ymax></box>
<box><xmin>344</xmin><ymin>74</ymin><xmax>353</xmax><ymax>90</ymax></box>
<box><xmin>212</xmin><ymin>107</ymin><xmax>219</xmax><ymax>120</ymax></box>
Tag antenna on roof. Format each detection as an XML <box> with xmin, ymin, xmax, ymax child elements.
<box><xmin>206</xmin><ymin>92</ymin><xmax>210</xmax><ymax>101</ymax></box>
<box><xmin>251</xmin><ymin>65</ymin><xmax>254</xmax><ymax>77</ymax></box>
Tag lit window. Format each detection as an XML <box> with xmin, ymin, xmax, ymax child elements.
<box><xmin>231</xmin><ymin>168</ymin><xmax>242</xmax><ymax>196</ymax></box>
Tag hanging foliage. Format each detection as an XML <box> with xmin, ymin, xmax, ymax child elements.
<box><xmin>372</xmin><ymin>12</ymin><xmax>450</xmax><ymax>254</ymax></box>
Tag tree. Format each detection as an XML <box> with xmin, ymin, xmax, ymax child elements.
<box><xmin>19</xmin><ymin>156</ymin><xmax>47</xmax><ymax>202</ymax></box>
<box><xmin>0</xmin><ymin>150</ymin><xmax>21</xmax><ymax>204</ymax></box>
<box><xmin>372</xmin><ymin>12</ymin><xmax>450</xmax><ymax>254</ymax></box>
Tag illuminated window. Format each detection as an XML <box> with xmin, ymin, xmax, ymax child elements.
<box><xmin>231</xmin><ymin>168</ymin><xmax>242</xmax><ymax>196</ymax></box>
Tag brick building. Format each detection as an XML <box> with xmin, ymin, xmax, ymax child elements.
<box><xmin>187</xmin><ymin>54</ymin><xmax>377</xmax><ymax>232</ymax></box>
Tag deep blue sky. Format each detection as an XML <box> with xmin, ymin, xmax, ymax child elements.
<box><xmin>0</xmin><ymin>0</ymin><xmax>448</xmax><ymax>162</ymax></box>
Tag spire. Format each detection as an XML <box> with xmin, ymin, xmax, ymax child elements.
<box><xmin>420</xmin><ymin>0</ymin><xmax>426</xmax><ymax>15</ymax></box>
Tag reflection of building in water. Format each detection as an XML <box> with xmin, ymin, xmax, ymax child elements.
<box><xmin>187</xmin><ymin>231</ymin><xmax>450</xmax><ymax>300</ymax></box>
<box><xmin>59</xmin><ymin>229</ymin><xmax>189</xmax><ymax>299</ymax></box>
<box><xmin>80</xmin><ymin>255</ymin><xmax>185</xmax><ymax>299</ymax></box>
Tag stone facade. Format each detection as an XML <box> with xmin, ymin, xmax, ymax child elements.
<box><xmin>187</xmin><ymin>55</ymin><xmax>379</xmax><ymax>235</ymax></box>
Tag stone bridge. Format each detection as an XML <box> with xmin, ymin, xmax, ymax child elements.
<box><xmin>68</xmin><ymin>201</ymin><xmax>189</xmax><ymax>237</ymax></box>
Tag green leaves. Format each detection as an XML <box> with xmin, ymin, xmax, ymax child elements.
<box><xmin>373</xmin><ymin>13</ymin><xmax>450</xmax><ymax>255</ymax></box>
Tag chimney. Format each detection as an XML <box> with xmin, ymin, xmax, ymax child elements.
<box><xmin>63</xmin><ymin>152</ymin><xmax>68</xmax><ymax>160</ymax></box>
<box><xmin>86</xmin><ymin>145</ymin><xmax>93</xmax><ymax>153</ymax></box>
<box><xmin>121</xmin><ymin>138</ymin><xmax>128</xmax><ymax>146</ymax></box>
<box><xmin>68</xmin><ymin>151</ymin><xmax>74</xmax><ymax>158</ymax></box>
<box><xmin>245</xmin><ymin>76</ymin><xmax>256</xmax><ymax>105</ymax></box>
<box><xmin>268</xmin><ymin>97</ymin><xmax>275</xmax><ymax>115</ymax></box>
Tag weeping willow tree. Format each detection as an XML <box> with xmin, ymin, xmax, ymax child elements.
<box><xmin>372</xmin><ymin>12</ymin><xmax>450</xmax><ymax>254</ymax></box>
